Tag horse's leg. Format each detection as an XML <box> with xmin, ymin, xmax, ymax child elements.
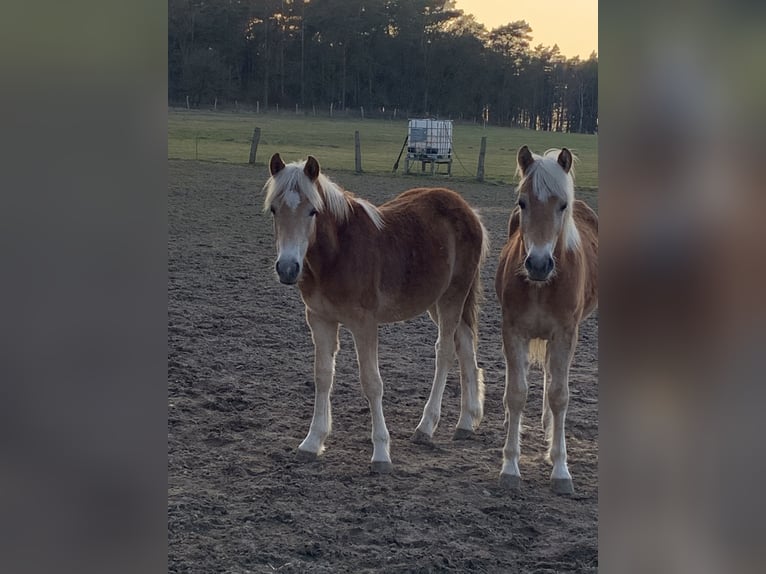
<box><xmin>546</xmin><ymin>328</ymin><xmax>578</xmax><ymax>494</ymax></box>
<box><xmin>453</xmin><ymin>318</ymin><xmax>485</xmax><ymax>439</ymax></box>
<box><xmin>413</xmin><ymin>302</ymin><xmax>461</xmax><ymax>443</ymax></box>
<box><xmin>499</xmin><ymin>326</ymin><xmax>529</xmax><ymax>490</ymax></box>
<box><xmin>541</xmin><ymin>350</ymin><xmax>552</xmax><ymax>443</ymax></box>
<box><xmin>297</xmin><ymin>309</ymin><xmax>339</xmax><ymax>459</ymax></box>
<box><xmin>349</xmin><ymin>322</ymin><xmax>392</xmax><ymax>473</ymax></box>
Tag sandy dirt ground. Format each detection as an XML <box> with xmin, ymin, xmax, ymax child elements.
<box><xmin>168</xmin><ymin>159</ymin><xmax>598</xmax><ymax>573</ymax></box>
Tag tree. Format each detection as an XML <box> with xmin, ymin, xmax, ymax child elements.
<box><xmin>167</xmin><ymin>0</ymin><xmax>598</xmax><ymax>132</ymax></box>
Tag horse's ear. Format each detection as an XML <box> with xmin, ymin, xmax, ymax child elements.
<box><xmin>270</xmin><ymin>153</ymin><xmax>285</xmax><ymax>176</ymax></box>
<box><xmin>517</xmin><ymin>145</ymin><xmax>534</xmax><ymax>175</ymax></box>
<box><xmin>557</xmin><ymin>148</ymin><xmax>573</xmax><ymax>173</ymax></box>
<box><xmin>304</xmin><ymin>156</ymin><xmax>320</xmax><ymax>182</ymax></box>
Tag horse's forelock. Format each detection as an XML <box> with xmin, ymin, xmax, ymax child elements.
<box><xmin>518</xmin><ymin>150</ymin><xmax>576</xmax><ymax>205</ymax></box>
<box><xmin>264</xmin><ymin>161</ymin><xmax>324</xmax><ymax>213</ymax></box>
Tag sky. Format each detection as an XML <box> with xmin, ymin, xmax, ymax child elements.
<box><xmin>453</xmin><ymin>0</ymin><xmax>598</xmax><ymax>59</ymax></box>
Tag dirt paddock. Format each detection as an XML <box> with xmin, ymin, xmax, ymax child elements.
<box><xmin>168</xmin><ymin>159</ymin><xmax>598</xmax><ymax>573</ymax></box>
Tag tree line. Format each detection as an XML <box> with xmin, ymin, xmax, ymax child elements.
<box><xmin>169</xmin><ymin>0</ymin><xmax>598</xmax><ymax>133</ymax></box>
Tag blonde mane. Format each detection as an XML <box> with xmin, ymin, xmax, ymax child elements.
<box><xmin>517</xmin><ymin>149</ymin><xmax>581</xmax><ymax>251</ymax></box>
<box><xmin>263</xmin><ymin>160</ymin><xmax>384</xmax><ymax>230</ymax></box>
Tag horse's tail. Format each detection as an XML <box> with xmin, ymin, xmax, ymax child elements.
<box><xmin>461</xmin><ymin>211</ymin><xmax>489</xmax><ymax>341</ymax></box>
<box><xmin>460</xmin><ymin>211</ymin><xmax>489</xmax><ymax>425</ymax></box>
<box><xmin>528</xmin><ymin>338</ymin><xmax>548</xmax><ymax>367</ymax></box>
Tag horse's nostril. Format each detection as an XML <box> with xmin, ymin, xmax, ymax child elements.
<box><xmin>546</xmin><ymin>256</ymin><xmax>555</xmax><ymax>274</ymax></box>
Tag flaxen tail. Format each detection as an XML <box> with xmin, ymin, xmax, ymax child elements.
<box><xmin>461</xmin><ymin>212</ymin><xmax>489</xmax><ymax>342</ymax></box>
<box><xmin>460</xmin><ymin>212</ymin><xmax>490</xmax><ymax>419</ymax></box>
<box><xmin>528</xmin><ymin>338</ymin><xmax>548</xmax><ymax>367</ymax></box>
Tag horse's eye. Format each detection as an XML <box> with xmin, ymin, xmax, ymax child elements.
<box><xmin>518</xmin><ymin>199</ymin><xmax>526</xmax><ymax>210</ymax></box>
<box><xmin>309</xmin><ymin>209</ymin><xmax>318</xmax><ymax>217</ymax></box>
<box><xmin>560</xmin><ymin>202</ymin><xmax>568</xmax><ymax>212</ymax></box>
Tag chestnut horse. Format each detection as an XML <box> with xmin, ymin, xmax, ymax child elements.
<box><xmin>264</xmin><ymin>154</ymin><xmax>488</xmax><ymax>473</ymax></box>
<box><xmin>495</xmin><ymin>146</ymin><xmax>598</xmax><ymax>494</ymax></box>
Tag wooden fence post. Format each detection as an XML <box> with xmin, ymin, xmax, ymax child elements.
<box><xmin>354</xmin><ymin>131</ymin><xmax>362</xmax><ymax>173</ymax></box>
<box><xmin>249</xmin><ymin>127</ymin><xmax>261</xmax><ymax>165</ymax></box>
<box><xmin>477</xmin><ymin>136</ymin><xmax>487</xmax><ymax>181</ymax></box>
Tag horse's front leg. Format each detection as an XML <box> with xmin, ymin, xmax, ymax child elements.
<box><xmin>546</xmin><ymin>327</ymin><xmax>578</xmax><ymax>494</ymax></box>
<box><xmin>297</xmin><ymin>309</ymin><xmax>339</xmax><ymax>459</ymax></box>
<box><xmin>349</xmin><ymin>322</ymin><xmax>392</xmax><ymax>473</ymax></box>
<box><xmin>499</xmin><ymin>328</ymin><xmax>529</xmax><ymax>490</ymax></box>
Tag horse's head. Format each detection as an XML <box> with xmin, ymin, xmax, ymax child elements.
<box><xmin>515</xmin><ymin>145</ymin><xmax>580</xmax><ymax>283</ymax></box>
<box><xmin>264</xmin><ymin>153</ymin><xmax>323</xmax><ymax>285</ymax></box>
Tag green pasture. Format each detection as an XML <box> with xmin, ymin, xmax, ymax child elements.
<box><xmin>168</xmin><ymin>109</ymin><xmax>598</xmax><ymax>188</ymax></box>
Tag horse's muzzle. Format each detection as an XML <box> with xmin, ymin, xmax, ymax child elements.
<box><xmin>276</xmin><ymin>259</ymin><xmax>300</xmax><ymax>285</ymax></box>
<box><xmin>524</xmin><ymin>254</ymin><xmax>554</xmax><ymax>282</ymax></box>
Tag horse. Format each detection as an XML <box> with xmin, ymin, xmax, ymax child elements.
<box><xmin>263</xmin><ymin>153</ymin><xmax>488</xmax><ymax>473</ymax></box>
<box><xmin>495</xmin><ymin>146</ymin><xmax>598</xmax><ymax>494</ymax></box>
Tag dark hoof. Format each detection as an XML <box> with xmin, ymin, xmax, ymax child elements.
<box><xmin>452</xmin><ymin>427</ymin><xmax>474</xmax><ymax>441</ymax></box>
<box><xmin>411</xmin><ymin>429</ymin><xmax>433</xmax><ymax>445</ymax></box>
<box><xmin>551</xmin><ymin>478</ymin><xmax>574</xmax><ymax>495</ymax></box>
<box><xmin>499</xmin><ymin>473</ymin><xmax>521</xmax><ymax>491</ymax></box>
<box><xmin>296</xmin><ymin>448</ymin><xmax>318</xmax><ymax>462</ymax></box>
<box><xmin>371</xmin><ymin>460</ymin><xmax>393</xmax><ymax>474</ymax></box>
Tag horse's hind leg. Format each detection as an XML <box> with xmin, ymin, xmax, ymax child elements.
<box><xmin>349</xmin><ymin>322</ymin><xmax>392</xmax><ymax>473</ymax></box>
<box><xmin>546</xmin><ymin>328</ymin><xmax>578</xmax><ymax>495</ymax></box>
<box><xmin>298</xmin><ymin>310</ymin><xmax>339</xmax><ymax>459</ymax></box>
<box><xmin>413</xmin><ymin>301</ymin><xmax>461</xmax><ymax>443</ymax></box>
<box><xmin>542</xmin><ymin>357</ymin><xmax>552</xmax><ymax>443</ymax></box>
<box><xmin>453</xmin><ymin>318</ymin><xmax>485</xmax><ymax>439</ymax></box>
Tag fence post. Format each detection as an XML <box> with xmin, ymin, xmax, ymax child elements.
<box><xmin>249</xmin><ymin>127</ymin><xmax>261</xmax><ymax>165</ymax></box>
<box><xmin>186</xmin><ymin>95</ymin><xmax>190</xmax><ymax>110</ymax></box>
<box><xmin>477</xmin><ymin>136</ymin><xmax>487</xmax><ymax>181</ymax></box>
<box><xmin>354</xmin><ymin>130</ymin><xmax>362</xmax><ymax>173</ymax></box>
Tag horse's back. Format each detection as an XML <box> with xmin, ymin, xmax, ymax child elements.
<box><xmin>381</xmin><ymin>187</ymin><xmax>474</xmax><ymax>219</ymax></box>
<box><xmin>574</xmin><ymin>200</ymin><xmax>598</xmax><ymax>318</ymax></box>
<box><xmin>327</xmin><ymin>187</ymin><xmax>486</xmax><ymax>322</ymax></box>
<box><xmin>379</xmin><ymin>187</ymin><xmax>485</xmax><ymax>258</ymax></box>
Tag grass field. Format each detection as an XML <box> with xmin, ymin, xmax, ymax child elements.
<box><xmin>168</xmin><ymin>109</ymin><xmax>598</xmax><ymax>188</ymax></box>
